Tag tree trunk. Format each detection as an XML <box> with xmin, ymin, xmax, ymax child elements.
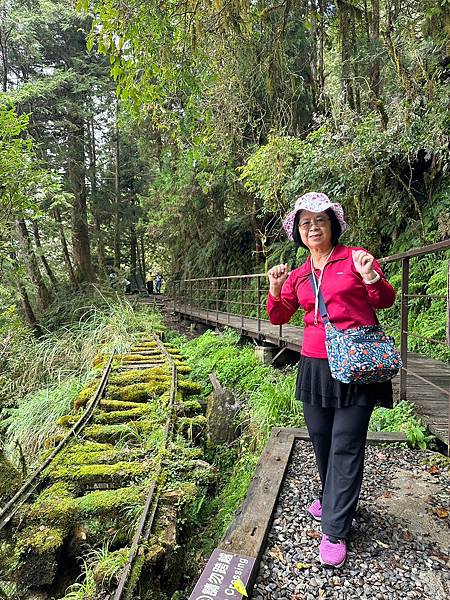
<box><xmin>318</xmin><ymin>0</ymin><xmax>325</xmax><ymax>100</ymax></box>
<box><xmin>337</xmin><ymin>0</ymin><xmax>355</xmax><ymax>109</ymax></box>
<box><xmin>130</xmin><ymin>221</ymin><xmax>137</xmax><ymax>277</ymax></box>
<box><xmin>370</xmin><ymin>0</ymin><xmax>380</xmax><ymax>99</ymax></box>
<box><xmin>351</xmin><ymin>13</ymin><xmax>361</xmax><ymax>113</ymax></box>
<box><xmin>15</xmin><ymin>218</ymin><xmax>52</xmax><ymax>310</ymax></box>
<box><xmin>309</xmin><ymin>0</ymin><xmax>318</xmax><ymax>110</ymax></box>
<box><xmin>68</xmin><ymin>112</ymin><xmax>95</xmax><ymax>283</ymax></box>
<box><xmin>140</xmin><ymin>234</ymin><xmax>147</xmax><ymax>280</ymax></box>
<box><xmin>136</xmin><ymin>234</ymin><xmax>144</xmax><ymax>282</ymax></box>
<box><xmin>31</xmin><ymin>220</ymin><xmax>59</xmax><ymax>291</ymax></box>
<box><xmin>54</xmin><ymin>208</ymin><xmax>78</xmax><ymax>289</ymax></box>
<box><xmin>16</xmin><ymin>279</ymin><xmax>42</xmax><ymax>337</ymax></box>
<box><xmin>114</xmin><ymin>103</ymin><xmax>121</xmax><ymax>271</ymax></box>
<box><xmin>87</xmin><ymin>116</ymin><xmax>107</xmax><ymax>277</ymax></box>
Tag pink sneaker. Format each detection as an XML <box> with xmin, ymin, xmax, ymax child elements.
<box><xmin>319</xmin><ymin>534</ymin><xmax>347</xmax><ymax>568</ymax></box>
<box><xmin>307</xmin><ymin>499</ymin><xmax>322</xmax><ymax>521</ymax></box>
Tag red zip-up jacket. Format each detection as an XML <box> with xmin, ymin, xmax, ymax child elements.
<box><xmin>267</xmin><ymin>244</ymin><xmax>396</xmax><ymax>358</ymax></box>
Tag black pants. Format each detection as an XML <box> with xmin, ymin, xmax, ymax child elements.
<box><xmin>303</xmin><ymin>401</ymin><xmax>375</xmax><ymax>539</ymax></box>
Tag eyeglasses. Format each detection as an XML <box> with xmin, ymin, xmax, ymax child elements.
<box><xmin>299</xmin><ymin>216</ymin><xmax>330</xmax><ymax>231</ymax></box>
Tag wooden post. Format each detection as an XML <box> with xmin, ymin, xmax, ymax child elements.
<box><xmin>240</xmin><ymin>277</ymin><xmax>244</xmax><ymax>331</ymax></box>
<box><xmin>216</xmin><ymin>279</ymin><xmax>219</xmax><ymax>321</ymax></box>
<box><xmin>190</xmin><ymin>280</ymin><xmax>193</xmax><ymax>317</ymax></box>
<box><xmin>206</xmin><ymin>279</ymin><xmax>209</xmax><ymax>321</ymax></box>
<box><xmin>257</xmin><ymin>275</ymin><xmax>261</xmax><ymax>335</ymax></box>
<box><xmin>447</xmin><ymin>261</ymin><xmax>450</xmax><ymax>346</ymax></box>
<box><xmin>227</xmin><ymin>278</ymin><xmax>230</xmax><ymax>325</ymax></box>
<box><xmin>400</xmin><ymin>257</ymin><xmax>409</xmax><ymax>401</ymax></box>
<box><xmin>447</xmin><ymin>261</ymin><xmax>450</xmax><ymax>457</ymax></box>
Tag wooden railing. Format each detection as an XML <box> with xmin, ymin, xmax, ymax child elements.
<box><xmin>170</xmin><ymin>239</ymin><xmax>450</xmax><ymax>403</ymax></box>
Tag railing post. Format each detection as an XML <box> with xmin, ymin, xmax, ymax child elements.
<box><xmin>257</xmin><ymin>275</ymin><xmax>261</xmax><ymax>336</ymax></box>
<box><xmin>447</xmin><ymin>260</ymin><xmax>450</xmax><ymax>346</ymax></box>
<box><xmin>206</xmin><ymin>279</ymin><xmax>209</xmax><ymax>321</ymax></box>
<box><xmin>400</xmin><ymin>257</ymin><xmax>409</xmax><ymax>401</ymax></box>
<box><xmin>190</xmin><ymin>280</ymin><xmax>193</xmax><ymax>317</ymax></box>
<box><xmin>240</xmin><ymin>277</ymin><xmax>244</xmax><ymax>331</ymax></box>
<box><xmin>227</xmin><ymin>278</ymin><xmax>230</xmax><ymax>325</ymax></box>
<box><xmin>216</xmin><ymin>279</ymin><xmax>219</xmax><ymax>321</ymax></box>
<box><xmin>447</xmin><ymin>261</ymin><xmax>450</xmax><ymax>457</ymax></box>
<box><xmin>184</xmin><ymin>280</ymin><xmax>187</xmax><ymax>316</ymax></box>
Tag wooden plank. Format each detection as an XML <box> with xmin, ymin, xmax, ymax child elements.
<box><xmin>273</xmin><ymin>427</ymin><xmax>408</xmax><ymax>444</ymax></box>
<box><xmin>220</xmin><ymin>429</ymin><xmax>296</xmax><ymax>558</ymax></box>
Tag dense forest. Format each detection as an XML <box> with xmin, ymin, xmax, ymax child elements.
<box><xmin>0</xmin><ymin>1</ymin><xmax>449</xmax><ymax>322</ymax></box>
<box><xmin>0</xmin><ymin>1</ymin><xmax>449</xmax><ymax>598</ymax></box>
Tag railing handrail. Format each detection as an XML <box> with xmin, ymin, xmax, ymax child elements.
<box><xmin>379</xmin><ymin>239</ymin><xmax>450</xmax><ymax>263</ymax></box>
<box><xmin>172</xmin><ymin>239</ymin><xmax>450</xmax><ymax>284</ymax></box>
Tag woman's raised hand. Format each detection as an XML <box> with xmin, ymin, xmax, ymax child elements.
<box><xmin>352</xmin><ymin>250</ymin><xmax>377</xmax><ymax>280</ymax></box>
<box><xmin>268</xmin><ymin>263</ymin><xmax>289</xmax><ymax>296</ymax></box>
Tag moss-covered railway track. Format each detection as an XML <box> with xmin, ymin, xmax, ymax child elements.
<box><xmin>0</xmin><ymin>337</ymin><xmax>207</xmax><ymax>599</ymax></box>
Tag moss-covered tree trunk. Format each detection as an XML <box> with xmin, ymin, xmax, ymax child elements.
<box><xmin>15</xmin><ymin>218</ymin><xmax>52</xmax><ymax>310</ymax></box>
<box><xmin>68</xmin><ymin>112</ymin><xmax>95</xmax><ymax>283</ymax></box>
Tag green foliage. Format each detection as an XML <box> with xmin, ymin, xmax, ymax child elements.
<box><xmin>370</xmin><ymin>401</ymin><xmax>435</xmax><ymax>450</ymax></box>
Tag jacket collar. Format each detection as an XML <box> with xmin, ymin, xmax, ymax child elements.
<box><xmin>297</xmin><ymin>244</ymin><xmax>350</xmax><ymax>276</ymax></box>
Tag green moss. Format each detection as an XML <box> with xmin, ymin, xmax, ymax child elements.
<box><xmin>108</xmin><ymin>368</ymin><xmax>171</xmax><ymax>386</ymax></box>
<box><xmin>0</xmin><ymin>452</ymin><xmax>21</xmax><ymax>503</ymax></box>
<box><xmin>94</xmin><ymin>405</ymin><xmax>153</xmax><ymax>425</ymax></box>
<box><xmin>48</xmin><ymin>460</ymin><xmax>149</xmax><ymax>484</ymax></box>
<box><xmin>51</xmin><ymin>448</ymin><xmax>120</xmax><ymax>468</ymax></box>
<box><xmin>134</xmin><ymin>341</ymin><xmax>158</xmax><ymax>348</ymax></box>
<box><xmin>125</xmin><ymin>552</ymin><xmax>146</xmax><ymax>600</ymax></box>
<box><xmin>25</xmin><ymin>482</ymin><xmax>77</xmax><ymax>526</ymax></box>
<box><xmin>107</xmin><ymin>382</ymin><xmax>170</xmax><ymax>403</ymax></box>
<box><xmin>57</xmin><ymin>414</ymin><xmax>79</xmax><ymax>428</ymax></box>
<box><xmin>66</xmin><ymin>441</ymin><xmax>113</xmax><ymax>453</ymax></box>
<box><xmin>178</xmin><ymin>380</ymin><xmax>202</xmax><ymax>395</ymax></box>
<box><xmin>83</xmin><ymin>421</ymin><xmax>159</xmax><ymax>443</ymax></box>
<box><xmin>73</xmin><ymin>383</ymin><xmax>98</xmax><ymax>410</ymax></box>
<box><xmin>120</xmin><ymin>354</ymin><xmax>165</xmax><ymax>363</ymax></box>
<box><xmin>176</xmin><ymin>399</ymin><xmax>202</xmax><ymax>416</ymax></box>
<box><xmin>78</xmin><ymin>486</ymin><xmax>144</xmax><ymax>516</ymax></box>
<box><xmin>100</xmin><ymin>399</ymin><xmax>145</xmax><ymax>411</ymax></box>
<box><xmin>17</xmin><ymin>525</ymin><xmax>65</xmax><ymax>554</ymax></box>
<box><xmin>177</xmin><ymin>415</ymin><xmax>207</xmax><ymax>436</ymax></box>
<box><xmin>174</xmin><ymin>362</ymin><xmax>192</xmax><ymax>374</ymax></box>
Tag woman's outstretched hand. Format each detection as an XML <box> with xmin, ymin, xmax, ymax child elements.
<box><xmin>352</xmin><ymin>250</ymin><xmax>378</xmax><ymax>281</ymax></box>
<box><xmin>268</xmin><ymin>263</ymin><xmax>289</xmax><ymax>297</ymax></box>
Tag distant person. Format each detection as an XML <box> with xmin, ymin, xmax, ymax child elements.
<box><xmin>155</xmin><ymin>273</ymin><xmax>162</xmax><ymax>294</ymax></box>
<box><xmin>109</xmin><ymin>271</ymin><xmax>118</xmax><ymax>288</ymax></box>
<box><xmin>123</xmin><ymin>278</ymin><xmax>131</xmax><ymax>294</ymax></box>
<box><xmin>146</xmin><ymin>278</ymin><xmax>154</xmax><ymax>295</ymax></box>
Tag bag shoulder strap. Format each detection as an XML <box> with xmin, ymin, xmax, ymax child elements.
<box><xmin>309</xmin><ymin>273</ymin><xmax>329</xmax><ymax>323</ymax></box>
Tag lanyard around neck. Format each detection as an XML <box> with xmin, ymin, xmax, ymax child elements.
<box><xmin>311</xmin><ymin>246</ymin><xmax>335</xmax><ymax>325</ymax></box>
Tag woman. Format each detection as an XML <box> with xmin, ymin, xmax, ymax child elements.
<box><xmin>267</xmin><ymin>192</ymin><xmax>396</xmax><ymax>568</ymax></box>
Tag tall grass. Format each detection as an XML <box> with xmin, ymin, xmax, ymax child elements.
<box><xmin>1</xmin><ymin>288</ymin><xmax>164</xmax><ymax>465</ymax></box>
<box><xmin>3</xmin><ymin>377</ymin><xmax>84</xmax><ymax>462</ymax></box>
<box><xmin>5</xmin><ymin>290</ymin><xmax>164</xmax><ymax>396</ymax></box>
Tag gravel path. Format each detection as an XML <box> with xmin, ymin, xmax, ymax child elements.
<box><xmin>252</xmin><ymin>441</ymin><xmax>450</xmax><ymax>600</ymax></box>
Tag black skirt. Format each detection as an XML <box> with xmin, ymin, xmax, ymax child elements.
<box><xmin>296</xmin><ymin>355</ymin><xmax>393</xmax><ymax>409</ymax></box>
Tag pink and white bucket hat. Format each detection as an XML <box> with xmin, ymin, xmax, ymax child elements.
<box><xmin>282</xmin><ymin>192</ymin><xmax>348</xmax><ymax>240</ymax></box>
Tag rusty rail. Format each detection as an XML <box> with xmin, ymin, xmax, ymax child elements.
<box><xmin>112</xmin><ymin>336</ymin><xmax>178</xmax><ymax>600</ymax></box>
<box><xmin>0</xmin><ymin>352</ymin><xmax>116</xmax><ymax>532</ymax></box>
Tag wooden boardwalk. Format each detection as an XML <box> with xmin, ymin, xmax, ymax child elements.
<box><xmin>173</xmin><ymin>303</ymin><xmax>450</xmax><ymax>446</ymax></box>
